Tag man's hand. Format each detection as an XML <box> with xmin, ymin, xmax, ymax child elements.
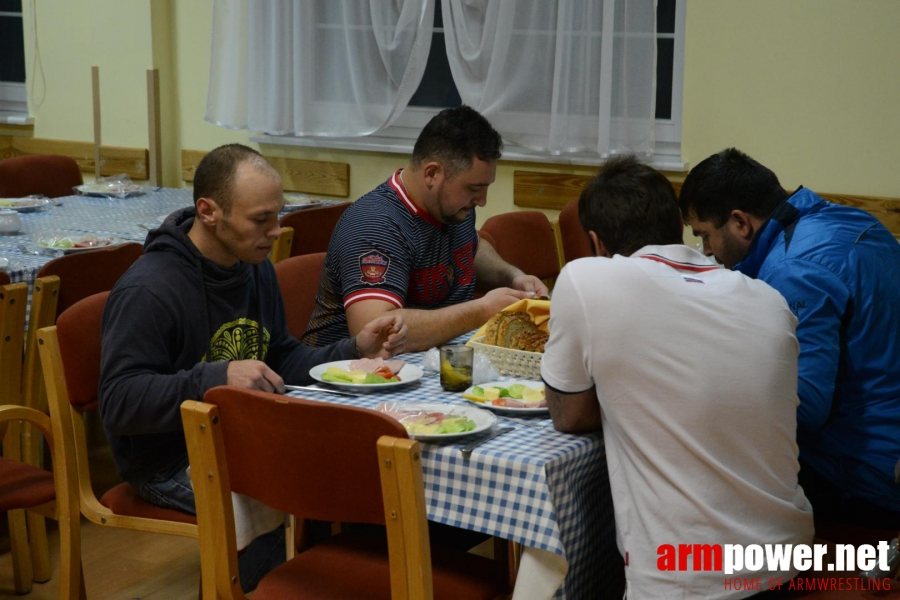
<box><xmin>226</xmin><ymin>360</ymin><xmax>285</xmax><ymax>394</ymax></box>
<box><xmin>479</xmin><ymin>287</ymin><xmax>531</xmax><ymax>316</ymax></box>
<box><xmin>511</xmin><ymin>274</ymin><xmax>550</xmax><ymax>298</ymax></box>
<box><xmin>356</xmin><ymin>314</ymin><xmax>408</xmax><ymax>358</ymax></box>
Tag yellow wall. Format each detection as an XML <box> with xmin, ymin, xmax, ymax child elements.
<box><xmin>19</xmin><ymin>0</ymin><xmax>900</xmax><ymax>225</ymax></box>
<box><xmin>682</xmin><ymin>0</ymin><xmax>900</xmax><ymax>197</ymax></box>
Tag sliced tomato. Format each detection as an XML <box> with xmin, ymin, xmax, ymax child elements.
<box><xmin>491</xmin><ymin>399</ymin><xmax>507</xmax><ymax>407</ymax></box>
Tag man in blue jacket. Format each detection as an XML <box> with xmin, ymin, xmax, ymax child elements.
<box><xmin>679</xmin><ymin>147</ymin><xmax>900</xmax><ymax>529</ymax></box>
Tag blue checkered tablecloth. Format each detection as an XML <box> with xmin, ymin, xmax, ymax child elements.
<box><xmin>287</xmin><ymin>351</ymin><xmax>624</xmax><ymax>599</ymax></box>
<box><xmin>0</xmin><ymin>188</ymin><xmax>343</xmax><ymax>324</ymax></box>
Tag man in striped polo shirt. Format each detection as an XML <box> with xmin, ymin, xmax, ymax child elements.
<box><xmin>303</xmin><ymin>106</ymin><xmax>549</xmax><ymax>352</ymax></box>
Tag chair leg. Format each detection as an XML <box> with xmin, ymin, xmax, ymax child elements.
<box><xmin>28</xmin><ymin>513</ymin><xmax>52</xmax><ymax>582</ymax></box>
<box><xmin>8</xmin><ymin>508</ymin><xmax>34</xmax><ymax>594</ymax></box>
<box><xmin>57</xmin><ymin>512</ymin><xmax>83</xmax><ymax>600</ymax></box>
<box><xmin>23</xmin><ymin>424</ymin><xmax>52</xmax><ymax>582</ymax></box>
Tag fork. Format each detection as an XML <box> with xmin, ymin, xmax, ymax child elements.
<box><xmin>17</xmin><ymin>244</ymin><xmax>40</xmax><ymax>256</ymax></box>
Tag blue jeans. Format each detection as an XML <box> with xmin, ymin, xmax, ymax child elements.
<box><xmin>139</xmin><ymin>456</ymin><xmax>286</xmax><ymax>593</ymax></box>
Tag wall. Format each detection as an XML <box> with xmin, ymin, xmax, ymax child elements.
<box><xmin>682</xmin><ymin>0</ymin><xmax>900</xmax><ymax>197</ymax></box>
<box><xmin>18</xmin><ymin>1</ymin><xmax>900</xmax><ymax>227</ymax></box>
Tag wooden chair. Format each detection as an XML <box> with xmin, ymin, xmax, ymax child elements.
<box><xmin>181</xmin><ymin>387</ymin><xmax>510</xmax><ymax>599</ymax></box>
<box><xmin>0</xmin><ymin>154</ymin><xmax>84</xmax><ymax>198</ymax></box>
<box><xmin>279</xmin><ymin>202</ymin><xmax>350</xmax><ymax>257</ymax></box>
<box><xmin>274</xmin><ymin>252</ymin><xmax>326</xmax><ymax>339</ymax></box>
<box><xmin>557</xmin><ymin>200</ymin><xmax>592</xmax><ymax>265</ymax></box>
<box><xmin>20</xmin><ymin>242</ymin><xmax>144</xmax><ymax>580</ymax></box>
<box><xmin>1</xmin><ymin>283</ymin><xmax>82</xmax><ymax>598</ymax></box>
<box><xmin>269</xmin><ymin>226</ymin><xmax>294</xmax><ymax>265</ymax></box>
<box><xmin>37</xmin><ymin>292</ymin><xmax>199</xmax><ymax>594</ymax></box>
<box><xmin>480</xmin><ymin>211</ymin><xmax>560</xmax><ymax>290</ymax></box>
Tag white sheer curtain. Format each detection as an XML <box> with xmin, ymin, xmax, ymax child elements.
<box><xmin>206</xmin><ymin>0</ymin><xmax>435</xmax><ymax>136</ymax></box>
<box><xmin>442</xmin><ymin>0</ymin><xmax>657</xmax><ymax>157</ymax></box>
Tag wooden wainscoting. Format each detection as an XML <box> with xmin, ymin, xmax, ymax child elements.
<box><xmin>182</xmin><ymin>149</ymin><xmax>351</xmax><ymax>197</ymax></box>
<box><xmin>514</xmin><ymin>170</ymin><xmax>900</xmax><ymax>237</ymax></box>
<box><xmin>0</xmin><ymin>135</ymin><xmax>148</xmax><ymax>180</ymax></box>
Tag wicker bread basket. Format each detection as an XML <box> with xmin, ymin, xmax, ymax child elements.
<box><xmin>468</xmin><ymin>335</ymin><xmax>543</xmax><ymax>380</ymax></box>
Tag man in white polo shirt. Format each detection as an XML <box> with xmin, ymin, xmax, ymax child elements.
<box><xmin>541</xmin><ymin>156</ymin><xmax>813</xmax><ymax>599</ymax></box>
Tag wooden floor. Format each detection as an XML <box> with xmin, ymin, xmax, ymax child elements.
<box><xmin>0</xmin><ymin>517</ymin><xmax>201</xmax><ymax>599</ymax></box>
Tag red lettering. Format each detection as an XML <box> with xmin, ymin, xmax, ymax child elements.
<box><xmin>453</xmin><ymin>242</ymin><xmax>476</xmax><ymax>286</ymax></box>
<box><xmin>657</xmin><ymin>544</ymin><xmax>676</xmax><ymax>571</ymax></box>
<box><xmin>678</xmin><ymin>544</ymin><xmax>692</xmax><ymax>571</ymax></box>
<box><xmin>693</xmin><ymin>544</ymin><xmax>723</xmax><ymax>571</ymax></box>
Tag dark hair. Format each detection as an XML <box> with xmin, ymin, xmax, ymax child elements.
<box><xmin>578</xmin><ymin>155</ymin><xmax>683</xmax><ymax>256</ymax></box>
<box><xmin>679</xmin><ymin>148</ymin><xmax>790</xmax><ymax>227</ymax></box>
<box><xmin>193</xmin><ymin>144</ymin><xmax>275</xmax><ymax>214</ymax></box>
<box><xmin>411</xmin><ymin>106</ymin><xmax>503</xmax><ymax>176</ymax></box>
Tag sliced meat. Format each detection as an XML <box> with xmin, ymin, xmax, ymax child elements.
<box><xmin>385</xmin><ymin>359</ymin><xmax>405</xmax><ymax>373</ymax></box>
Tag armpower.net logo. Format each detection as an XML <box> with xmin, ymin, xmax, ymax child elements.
<box><xmin>657</xmin><ymin>543</ymin><xmax>895</xmax><ymax>593</ymax></box>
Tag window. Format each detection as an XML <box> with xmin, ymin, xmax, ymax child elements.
<box><xmin>392</xmin><ymin>0</ymin><xmax>684</xmax><ymax>164</ymax></box>
<box><xmin>0</xmin><ymin>0</ymin><xmax>27</xmax><ymax>117</ymax></box>
<box><xmin>251</xmin><ymin>0</ymin><xmax>685</xmax><ymax>168</ymax></box>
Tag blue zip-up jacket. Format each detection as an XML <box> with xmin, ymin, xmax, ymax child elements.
<box><xmin>735</xmin><ymin>187</ymin><xmax>900</xmax><ymax>511</ymax></box>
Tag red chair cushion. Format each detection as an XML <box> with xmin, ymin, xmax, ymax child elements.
<box><xmin>0</xmin><ymin>456</ymin><xmax>56</xmax><ymax>511</ymax></box>
<box><xmin>254</xmin><ymin>532</ymin><xmax>509</xmax><ymax>600</ymax></box>
<box><xmin>100</xmin><ymin>482</ymin><xmax>197</xmax><ymax>525</ymax></box>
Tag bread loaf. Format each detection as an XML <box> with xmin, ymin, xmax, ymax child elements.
<box><xmin>483</xmin><ymin>311</ymin><xmax>548</xmax><ymax>353</ymax></box>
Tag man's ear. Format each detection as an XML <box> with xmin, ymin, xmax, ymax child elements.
<box><xmin>195</xmin><ymin>197</ymin><xmax>221</xmax><ymax>226</ymax></box>
<box><xmin>728</xmin><ymin>209</ymin><xmax>759</xmax><ymax>242</ymax></box>
<box><xmin>421</xmin><ymin>161</ymin><xmax>444</xmax><ymax>188</ymax></box>
<box><xmin>588</xmin><ymin>231</ymin><xmax>612</xmax><ymax>258</ymax></box>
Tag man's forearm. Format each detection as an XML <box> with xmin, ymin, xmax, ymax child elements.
<box><xmin>379</xmin><ymin>302</ymin><xmax>491</xmax><ymax>352</ymax></box>
<box><xmin>475</xmin><ymin>239</ymin><xmax>522</xmax><ymax>290</ymax></box>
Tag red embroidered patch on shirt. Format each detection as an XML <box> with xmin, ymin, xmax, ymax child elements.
<box><xmin>359</xmin><ymin>250</ymin><xmax>391</xmax><ymax>284</ymax></box>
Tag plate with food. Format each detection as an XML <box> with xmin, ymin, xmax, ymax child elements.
<box><xmin>282</xmin><ymin>193</ymin><xmax>326</xmax><ymax>211</ymax></box>
<box><xmin>309</xmin><ymin>358</ymin><xmax>423</xmax><ymax>391</ymax></box>
<box><xmin>0</xmin><ymin>197</ymin><xmax>52</xmax><ymax>212</ymax></box>
<box><xmin>34</xmin><ymin>231</ymin><xmax>123</xmax><ymax>255</ymax></box>
<box><xmin>377</xmin><ymin>401</ymin><xmax>496</xmax><ymax>441</ymax></box>
<box><xmin>461</xmin><ymin>380</ymin><xmax>549</xmax><ymax>413</ymax></box>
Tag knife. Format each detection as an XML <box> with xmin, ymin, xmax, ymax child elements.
<box><xmin>284</xmin><ymin>384</ymin><xmax>360</xmax><ymax>398</ymax></box>
<box><xmin>460</xmin><ymin>427</ymin><xmax>515</xmax><ymax>458</ymax></box>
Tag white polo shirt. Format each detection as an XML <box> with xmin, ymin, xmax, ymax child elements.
<box><xmin>541</xmin><ymin>245</ymin><xmax>813</xmax><ymax>599</ymax></box>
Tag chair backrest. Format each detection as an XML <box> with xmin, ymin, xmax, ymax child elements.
<box><xmin>36</xmin><ymin>242</ymin><xmax>143</xmax><ymax>319</ymax></box>
<box><xmin>0</xmin><ymin>271</ymin><xmax>9</xmax><ymax>286</ymax></box>
<box><xmin>279</xmin><ymin>202</ymin><xmax>351</xmax><ymax>257</ymax></box>
<box><xmin>269</xmin><ymin>226</ymin><xmax>294</xmax><ymax>264</ymax></box>
<box><xmin>377</xmin><ymin>436</ymin><xmax>434</xmax><ymax>598</ymax></box>
<box><xmin>181</xmin><ymin>390</ymin><xmax>412</xmax><ymax>598</ymax></box>
<box><xmin>480</xmin><ymin>211</ymin><xmax>561</xmax><ymax>283</ymax></box>
<box><xmin>274</xmin><ymin>252</ymin><xmax>326</xmax><ymax>338</ymax></box>
<box><xmin>558</xmin><ymin>200</ymin><xmax>592</xmax><ymax>264</ymax></box>
<box><xmin>38</xmin><ymin>293</ymin><xmax>198</xmax><ymax>535</ymax></box>
<box><xmin>0</xmin><ymin>283</ymin><xmax>27</xmax><ymax>406</ymax></box>
<box><xmin>0</xmin><ymin>154</ymin><xmax>84</xmax><ymax>199</ymax></box>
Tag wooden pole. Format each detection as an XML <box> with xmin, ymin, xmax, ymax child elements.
<box><xmin>146</xmin><ymin>68</ymin><xmax>162</xmax><ymax>186</ymax></box>
<box><xmin>91</xmin><ymin>66</ymin><xmax>101</xmax><ymax>178</ymax></box>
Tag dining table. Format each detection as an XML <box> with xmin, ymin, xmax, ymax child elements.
<box><xmin>0</xmin><ymin>187</ymin><xmax>341</xmax><ymax>322</ymax></box>
<box><xmin>286</xmin><ymin>349</ymin><xmax>625</xmax><ymax>600</ymax></box>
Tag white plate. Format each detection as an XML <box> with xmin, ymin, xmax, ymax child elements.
<box><xmin>74</xmin><ymin>184</ymin><xmax>158</xmax><ymax>198</ymax></box>
<box><xmin>462</xmin><ymin>380</ymin><xmax>549</xmax><ymax>414</ymax></box>
<box><xmin>309</xmin><ymin>360</ymin><xmax>424</xmax><ymax>392</ymax></box>
<box><xmin>0</xmin><ymin>257</ymin><xmax>9</xmax><ymax>270</ymax></box>
<box><xmin>34</xmin><ymin>232</ymin><xmax>125</xmax><ymax>255</ymax></box>
<box><xmin>392</xmin><ymin>402</ymin><xmax>497</xmax><ymax>441</ymax></box>
<box><xmin>0</xmin><ymin>197</ymin><xmax>51</xmax><ymax>212</ymax></box>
